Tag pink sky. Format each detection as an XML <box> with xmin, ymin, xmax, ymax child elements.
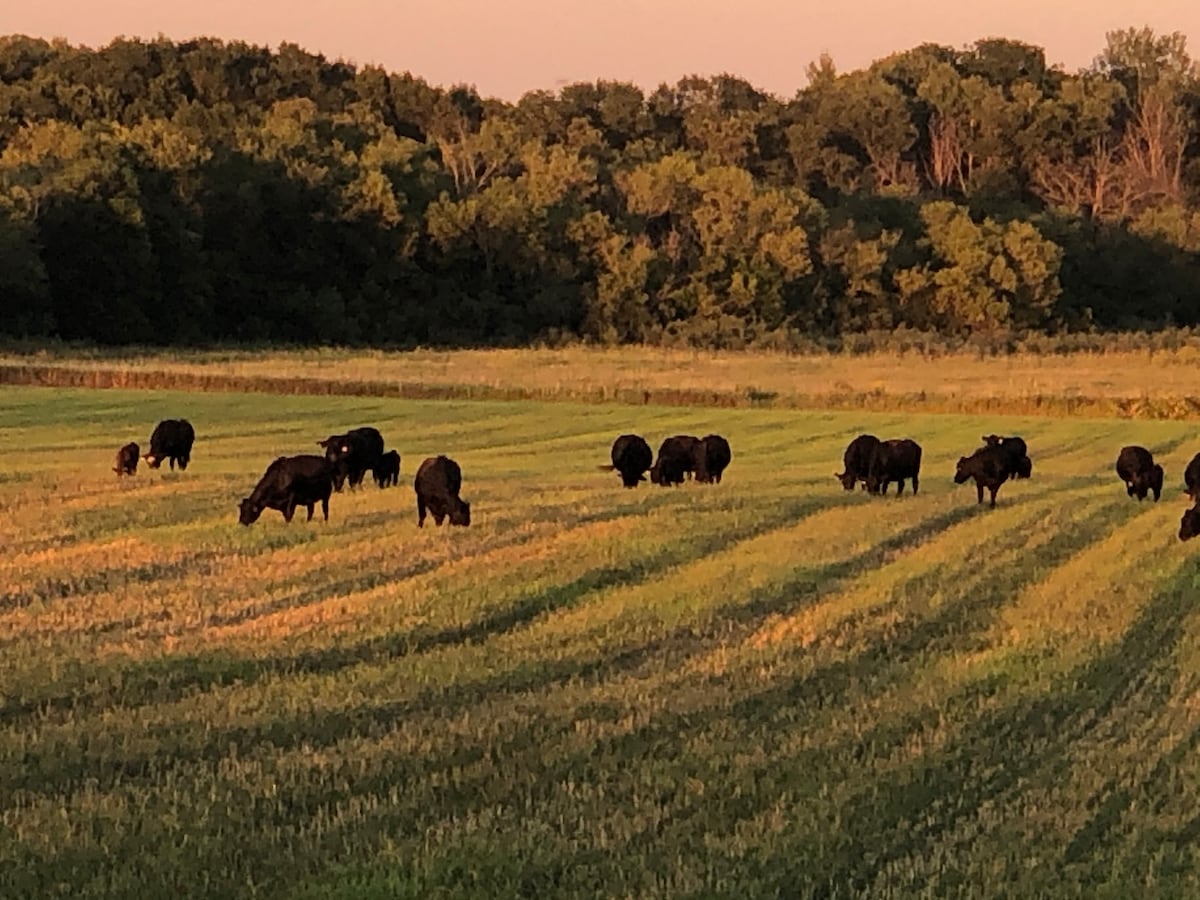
<box><xmin>8</xmin><ymin>1</ymin><xmax>1200</xmax><ymax>100</ymax></box>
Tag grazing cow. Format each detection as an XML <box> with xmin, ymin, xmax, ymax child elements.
<box><xmin>603</xmin><ymin>434</ymin><xmax>653</xmax><ymax>488</ymax></box>
<box><xmin>955</xmin><ymin>444</ymin><xmax>1014</xmax><ymax>508</ymax></box>
<box><xmin>1115</xmin><ymin>445</ymin><xmax>1163</xmax><ymax>501</ymax></box>
<box><xmin>837</xmin><ymin>434</ymin><xmax>881</xmax><ymax>491</ymax></box>
<box><xmin>113</xmin><ymin>442</ymin><xmax>139</xmax><ymax>477</ymax></box>
<box><xmin>694</xmin><ymin>434</ymin><xmax>732</xmax><ymax>484</ymax></box>
<box><xmin>649</xmin><ymin>435</ymin><xmax>701</xmax><ymax>486</ymax></box>
<box><xmin>1184</xmin><ymin>452</ymin><xmax>1200</xmax><ymax>500</ymax></box>
<box><xmin>239</xmin><ymin>455</ymin><xmax>334</xmax><ymax>525</ymax></box>
<box><xmin>1180</xmin><ymin>505</ymin><xmax>1200</xmax><ymax>541</ymax></box>
<box><xmin>866</xmin><ymin>439</ymin><xmax>922</xmax><ymax>496</ymax></box>
<box><xmin>144</xmin><ymin>419</ymin><xmax>195</xmax><ymax>470</ymax></box>
<box><xmin>373</xmin><ymin>450</ymin><xmax>401</xmax><ymax>488</ymax></box>
<box><xmin>982</xmin><ymin>434</ymin><xmax>1032</xmax><ymax>479</ymax></box>
<box><xmin>318</xmin><ymin>426</ymin><xmax>385</xmax><ymax>491</ymax></box>
<box><xmin>414</xmin><ymin>455</ymin><xmax>470</xmax><ymax>527</ymax></box>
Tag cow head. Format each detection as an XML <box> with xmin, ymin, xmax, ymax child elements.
<box><xmin>953</xmin><ymin>457</ymin><xmax>972</xmax><ymax>484</ymax></box>
<box><xmin>449</xmin><ymin>499</ymin><xmax>471</xmax><ymax>527</ymax></box>
<box><xmin>143</xmin><ymin>452</ymin><xmax>162</xmax><ymax>469</ymax></box>
<box><xmin>1015</xmin><ymin>456</ymin><xmax>1033</xmax><ymax>479</ymax></box>
<box><xmin>1180</xmin><ymin>506</ymin><xmax>1200</xmax><ymax>541</ymax></box>
<box><xmin>982</xmin><ymin>434</ymin><xmax>1002</xmax><ymax>446</ymax></box>
<box><xmin>835</xmin><ymin>471</ymin><xmax>857</xmax><ymax>491</ymax></box>
<box><xmin>238</xmin><ymin>498</ymin><xmax>264</xmax><ymax>526</ymax></box>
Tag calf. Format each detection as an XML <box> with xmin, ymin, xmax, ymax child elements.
<box><xmin>866</xmin><ymin>438</ymin><xmax>922</xmax><ymax>496</ymax></box>
<box><xmin>982</xmin><ymin>433</ymin><xmax>1032</xmax><ymax>479</ymax></box>
<box><xmin>239</xmin><ymin>455</ymin><xmax>334</xmax><ymax>525</ymax></box>
<box><xmin>603</xmin><ymin>434</ymin><xmax>653</xmax><ymax>488</ymax></box>
<box><xmin>373</xmin><ymin>450</ymin><xmax>401</xmax><ymax>488</ymax></box>
<box><xmin>694</xmin><ymin>434</ymin><xmax>732</xmax><ymax>484</ymax></box>
<box><xmin>1115</xmin><ymin>445</ymin><xmax>1163</xmax><ymax>501</ymax></box>
<box><xmin>1184</xmin><ymin>451</ymin><xmax>1200</xmax><ymax>500</ymax></box>
<box><xmin>955</xmin><ymin>444</ymin><xmax>1013</xmax><ymax>508</ymax></box>
<box><xmin>144</xmin><ymin>419</ymin><xmax>195</xmax><ymax>470</ymax></box>
<box><xmin>113</xmin><ymin>442</ymin><xmax>139</xmax><ymax>477</ymax></box>
<box><xmin>837</xmin><ymin>434</ymin><xmax>880</xmax><ymax>491</ymax></box>
<box><xmin>319</xmin><ymin>426</ymin><xmax>385</xmax><ymax>491</ymax></box>
<box><xmin>414</xmin><ymin>455</ymin><xmax>471</xmax><ymax>527</ymax></box>
<box><xmin>650</xmin><ymin>435</ymin><xmax>700</xmax><ymax>486</ymax></box>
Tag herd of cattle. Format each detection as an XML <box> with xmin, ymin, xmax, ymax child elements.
<box><xmin>110</xmin><ymin>418</ymin><xmax>1200</xmax><ymax>541</ymax></box>
<box><xmin>113</xmin><ymin>420</ymin><xmax>469</xmax><ymax>528</ymax></box>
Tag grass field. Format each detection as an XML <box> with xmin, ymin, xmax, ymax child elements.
<box><xmin>4</xmin><ymin>384</ymin><xmax>1200</xmax><ymax>898</ymax></box>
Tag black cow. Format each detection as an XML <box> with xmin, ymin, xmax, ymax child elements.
<box><xmin>1115</xmin><ymin>445</ymin><xmax>1163</xmax><ymax>501</ymax></box>
<box><xmin>837</xmin><ymin>434</ymin><xmax>880</xmax><ymax>491</ymax></box>
<box><xmin>373</xmin><ymin>450</ymin><xmax>401</xmax><ymax>488</ymax></box>
<box><xmin>650</xmin><ymin>435</ymin><xmax>701</xmax><ymax>486</ymax></box>
<box><xmin>113</xmin><ymin>442</ymin><xmax>139</xmax><ymax>477</ymax></box>
<box><xmin>955</xmin><ymin>444</ymin><xmax>1014</xmax><ymax>508</ymax></box>
<box><xmin>982</xmin><ymin>434</ymin><xmax>1032</xmax><ymax>479</ymax></box>
<box><xmin>318</xmin><ymin>426</ymin><xmax>385</xmax><ymax>491</ymax></box>
<box><xmin>1184</xmin><ymin>452</ymin><xmax>1200</xmax><ymax>500</ymax></box>
<box><xmin>414</xmin><ymin>455</ymin><xmax>471</xmax><ymax>527</ymax></box>
<box><xmin>866</xmin><ymin>439</ymin><xmax>922</xmax><ymax>496</ymax></box>
<box><xmin>1180</xmin><ymin>505</ymin><xmax>1200</xmax><ymax>541</ymax></box>
<box><xmin>239</xmin><ymin>455</ymin><xmax>334</xmax><ymax>525</ymax></box>
<box><xmin>603</xmin><ymin>434</ymin><xmax>653</xmax><ymax>488</ymax></box>
<box><xmin>144</xmin><ymin>419</ymin><xmax>195</xmax><ymax>470</ymax></box>
<box><xmin>694</xmin><ymin>434</ymin><xmax>732</xmax><ymax>484</ymax></box>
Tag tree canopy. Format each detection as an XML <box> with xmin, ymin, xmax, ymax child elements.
<box><xmin>0</xmin><ymin>29</ymin><xmax>1198</xmax><ymax>347</ymax></box>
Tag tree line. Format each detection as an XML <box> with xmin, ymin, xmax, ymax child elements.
<box><xmin>1</xmin><ymin>28</ymin><xmax>1199</xmax><ymax>348</ymax></box>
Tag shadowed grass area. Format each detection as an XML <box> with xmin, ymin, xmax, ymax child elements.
<box><xmin>3</xmin><ymin>386</ymin><xmax>1200</xmax><ymax>898</ymax></box>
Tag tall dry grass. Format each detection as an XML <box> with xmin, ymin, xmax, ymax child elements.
<box><xmin>4</xmin><ymin>344</ymin><xmax>1200</xmax><ymax>418</ymax></box>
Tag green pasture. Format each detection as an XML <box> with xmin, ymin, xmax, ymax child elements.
<box><xmin>2</xmin><ymin>386</ymin><xmax>1200</xmax><ymax>898</ymax></box>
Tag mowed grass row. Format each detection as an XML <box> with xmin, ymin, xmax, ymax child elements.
<box><xmin>2</xmin><ymin>386</ymin><xmax>1200</xmax><ymax>898</ymax></box>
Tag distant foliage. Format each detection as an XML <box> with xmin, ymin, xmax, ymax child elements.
<box><xmin>1</xmin><ymin>30</ymin><xmax>1199</xmax><ymax>346</ymax></box>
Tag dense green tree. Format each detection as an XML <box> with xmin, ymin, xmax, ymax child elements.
<box><xmin>0</xmin><ymin>31</ymin><xmax>1196</xmax><ymax>347</ymax></box>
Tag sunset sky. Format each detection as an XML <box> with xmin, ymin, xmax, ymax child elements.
<box><xmin>8</xmin><ymin>0</ymin><xmax>1200</xmax><ymax>100</ymax></box>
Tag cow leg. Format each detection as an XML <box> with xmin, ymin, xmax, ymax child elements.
<box><xmin>989</xmin><ymin>486</ymin><xmax>999</xmax><ymax>508</ymax></box>
<box><xmin>321</xmin><ymin>497</ymin><xmax>329</xmax><ymax>521</ymax></box>
<box><xmin>417</xmin><ymin>498</ymin><xmax>427</xmax><ymax>528</ymax></box>
<box><xmin>976</xmin><ymin>482</ymin><xmax>984</xmax><ymax>504</ymax></box>
<box><xmin>306</xmin><ymin>503</ymin><xmax>315</xmax><ymax>522</ymax></box>
<box><xmin>169</xmin><ymin>457</ymin><xmax>176</xmax><ymax>471</ymax></box>
<box><xmin>283</xmin><ymin>500</ymin><xmax>296</xmax><ymax>522</ymax></box>
<box><xmin>896</xmin><ymin>480</ymin><xmax>906</xmax><ymax>496</ymax></box>
<box><xmin>911</xmin><ymin>474</ymin><xmax>918</xmax><ymax>495</ymax></box>
<box><xmin>434</xmin><ymin>512</ymin><xmax>446</xmax><ymax>526</ymax></box>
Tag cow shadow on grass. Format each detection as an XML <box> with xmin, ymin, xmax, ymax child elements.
<box><xmin>0</xmin><ymin>496</ymin><xmax>828</xmax><ymax>734</ymax></box>
<box><xmin>379</xmin><ymin>491</ymin><xmax>1156</xmax><ymax>895</ymax></box>
<box><xmin>740</xmin><ymin>553</ymin><xmax>1200</xmax><ymax>899</ymax></box>
<box><xmin>3</xmin><ymin>485</ymin><xmax>1150</xmax><ymax>812</ymax></box>
<box><xmin>4</xmin><ymin>493</ymin><xmax>979</xmax><ymax>802</ymax></box>
<box><xmin>282</xmin><ymin>492</ymin><xmax>1163</xmax><ymax>900</ymax></box>
<box><xmin>9</xmin><ymin>491</ymin><xmax>1163</xmax><ymax>897</ymax></box>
